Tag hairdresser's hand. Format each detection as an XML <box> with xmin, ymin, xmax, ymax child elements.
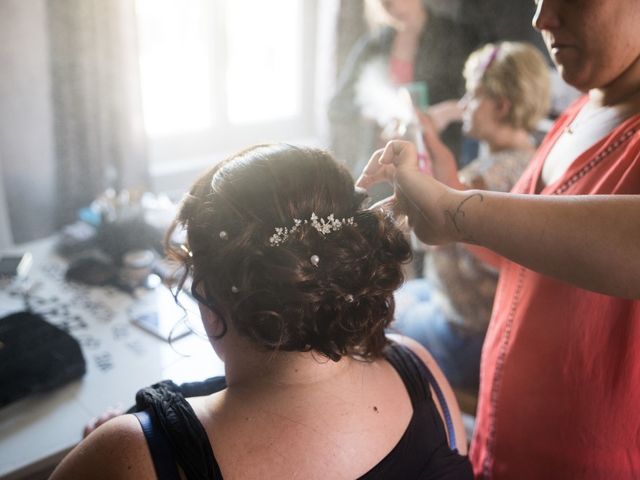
<box><xmin>83</xmin><ymin>405</ymin><xmax>125</xmax><ymax>438</ymax></box>
<box><xmin>417</xmin><ymin>112</ymin><xmax>464</xmax><ymax>189</ymax></box>
<box><xmin>356</xmin><ymin>140</ymin><xmax>464</xmax><ymax>245</ymax></box>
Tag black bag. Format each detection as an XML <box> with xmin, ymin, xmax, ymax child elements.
<box><xmin>0</xmin><ymin>310</ymin><xmax>86</xmax><ymax>408</ymax></box>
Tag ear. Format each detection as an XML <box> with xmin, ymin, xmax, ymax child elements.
<box><xmin>494</xmin><ymin>96</ymin><xmax>512</xmax><ymax>122</ymax></box>
<box><xmin>198</xmin><ymin>303</ymin><xmax>226</xmax><ymax>337</ymax></box>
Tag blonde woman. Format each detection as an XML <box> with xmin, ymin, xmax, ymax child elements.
<box><xmin>394</xmin><ymin>41</ymin><xmax>550</xmax><ymax>395</ymax></box>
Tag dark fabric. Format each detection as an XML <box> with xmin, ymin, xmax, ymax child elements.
<box><xmin>134</xmin><ymin>346</ymin><xmax>471</xmax><ymax>479</ymax></box>
<box><xmin>133</xmin><ymin>409</ymin><xmax>181</xmax><ymax>480</ymax></box>
<box><xmin>390</xmin><ymin>343</ymin><xmax>458</xmax><ymax>450</ymax></box>
<box><xmin>460</xmin><ymin>0</ymin><xmax>549</xmax><ymax>60</ymax></box>
<box><xmin>359</xmin><ymin>344</ymin><xmax>472</xmax><ymax>479</ymax></box>
<box><xmin>0</xmin><ymin>310</ymin><xmax>86</xmax><ymax>407</ymax></box>
<box><xmin>134</xmin><ymin>377</ymin><xmax>225</xmax><ymax>480</ymax></box>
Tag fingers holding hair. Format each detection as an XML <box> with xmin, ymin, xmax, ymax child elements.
<box><xmin>378</xmin><ymin>140</ymin><xmax>419</xmax><ymax>170</ymax></box>
<box><xmin>357</xmin><ymin>140</ymin><xmax>423</xmax><ymax>189</ymax></box>
<box><xmin>356</xmin><ymin>148</ymin><xmax>392</xmax><ymax>189</ymax></box>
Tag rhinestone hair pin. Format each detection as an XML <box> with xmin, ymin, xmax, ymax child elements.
<box><xmin>269</xmin><ymin>213</ymin><xmax>355</xmax><ymax>247</ymax></box>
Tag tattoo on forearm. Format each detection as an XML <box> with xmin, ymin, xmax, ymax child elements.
<box><xmin>445</xmin><ymin>193</ymin><xmax>484</xmax><ymax>241</ymax></box>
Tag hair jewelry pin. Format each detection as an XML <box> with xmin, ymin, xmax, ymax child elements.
<box><xmin>269</xmin><ymin>213</ymin><xmax>355</xmax><ymax>247</ymax></box>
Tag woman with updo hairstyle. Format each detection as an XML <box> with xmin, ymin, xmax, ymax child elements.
<box><xmin>176</xmin><ymin>143</ymin><xmax>409</xmax><ymax>362</ymax></box>
<box><xmin>51</xmin><ymin>144</ymin><xmax>471</xmax><ymax>479</ymax></box>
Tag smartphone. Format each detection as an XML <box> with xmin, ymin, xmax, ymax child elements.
<box><xmin>130</xmin><ymin>286</ymin><xmax>199</xmax><ymax>342</ymax></box>
<box><xmin>0</xmin><ymin>253</ymin><xmax>32</xmax><ymax>278</ymax></box>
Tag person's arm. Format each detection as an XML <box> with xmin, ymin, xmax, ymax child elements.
<box><xmin>441</xmin><ymin>189</ymin><xmax>640</xmax><ymax>299</ymax></box>
<box><xmin>357</xmin><ymin>140</ymin><xmax>640</xmax><ymax>299</ymax></box>
<box><xmin>387</xmin><ymin>333</ymin><xmax>468</xmax><ymax>455</ymax></box>
<box><xmin>421</xmin><ymin>101</ymin><xmax>464</xmax><ymax>135</ymax></box>
<box><xmin>416</xmin><ymin>111</ymin><xmax>466</xmax><ymax>189</ymax></box>
<box><xmin>50</xmin><ymin>414</ymin><xmax>155</xmax><ymax>480</ymax></box>
<box><xmin>414</xmin><ymin>114</ymin><xmax>506</xmax><ymax>269</ymax></box>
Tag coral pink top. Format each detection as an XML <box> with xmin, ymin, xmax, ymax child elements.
<box><xmin>470</xmin><ymin>97</ymin><xmax>640</xmax><ymax>479</ymax></box>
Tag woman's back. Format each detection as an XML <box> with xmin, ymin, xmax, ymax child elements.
<box><xmin>190</xmin><ymin>349</ymin><xmax>413</xmax><ymax>479</ymax></box>
<box><xmin>132</xmin><ymin>339</ymin><xmax>469</xmax><ymax>479</ymax></box>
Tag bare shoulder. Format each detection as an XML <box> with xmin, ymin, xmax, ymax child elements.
<box><xmin>387</xmin><ymin>334</ymin><xmax>453</xmax><ymax>395</ymax></box>
<box><xmin>50</xmin><ymin>413</ymin><xmax>156</xmax><ymax>480</ymax></box>
<box><xmin>387</xmin><ymin>333</ymin><xmax>441</xmax><ymax>371</ymax></box>
<box><xmin>387</xmin><ymin>333</ymin><xmax>469</xmax><ymax>454</ymax></box>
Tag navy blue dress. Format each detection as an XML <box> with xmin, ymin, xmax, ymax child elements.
<box><xmin>132</xmin><ymin>343</ymin><xmax>472</xmax><ymax>479</ymax></box>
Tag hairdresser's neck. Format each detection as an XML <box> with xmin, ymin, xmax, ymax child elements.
<box><xmin>591</xmin><ymin>54</ymin><xmax>640</xmax><ymax>108</ymax></box>
<box><xmin>485</xmin><ymin>125</ymin><xmax>534</xmax><ymax>154</ymax></box>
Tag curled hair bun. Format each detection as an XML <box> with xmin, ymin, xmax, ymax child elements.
<box><xmin>167</xmin><ymin>144</ymin><xmax>412</xmax><ymax>361</ymax></box>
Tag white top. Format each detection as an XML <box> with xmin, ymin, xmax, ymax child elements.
<box><xmin>541</xmin><ymin>100</ymin><xmax>634</xmax><ymax>187</ymax></box>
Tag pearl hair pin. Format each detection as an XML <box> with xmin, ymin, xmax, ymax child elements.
<box><xmin>310</xmin><ymin>255</ymin><xmax>320</xmax><ymax>267</ymax></box>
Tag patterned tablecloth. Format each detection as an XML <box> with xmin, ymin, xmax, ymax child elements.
<box><xmin>0</xmin><ymin>237</ymin><xmax>224</xmax><ymax>479</ymax></box>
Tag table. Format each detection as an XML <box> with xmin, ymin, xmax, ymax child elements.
<box><xmin>0</xmin><ymin>238</ymin><xmax>225</xmax><ymax>479</ymax></box>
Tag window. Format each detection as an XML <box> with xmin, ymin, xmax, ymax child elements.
<box><xmin>136</xmin><ymin>0</ymin><xmax>318</xmax><ymax>166</ymax></box>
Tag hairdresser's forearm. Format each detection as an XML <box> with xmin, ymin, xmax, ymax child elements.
<box><xmin>448</xmin><ymin>190</ymin><xmax>640</xmax><ymax>299</ymax></box>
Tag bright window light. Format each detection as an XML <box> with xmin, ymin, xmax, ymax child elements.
<box><xmin>226</xmin><ymin>0</ymin><xmax>302</xmax><ymax>124</ymax></box>
<box><xmin>136</xmin><ymin>0</ymin><xmax>213</xmax><ymax>137</ymax></box>
<box><xmin>135</xmin><ymin>0</ymin><xmax>317</xmax><ymax>165</ymax></box>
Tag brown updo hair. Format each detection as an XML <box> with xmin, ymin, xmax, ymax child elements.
<box><xmin>166</xmin><ymin>144</ymin><xmax>411</xmax><ymax>361</ymax></box>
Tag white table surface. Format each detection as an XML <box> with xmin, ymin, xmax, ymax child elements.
<box><xmin>0</xmin><ymin>239</ymin><xmax>225</xmax><ymax>479</ymax></box>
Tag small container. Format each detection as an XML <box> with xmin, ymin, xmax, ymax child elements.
<box><xmin>120</xmin><ymin>249</ymin><xmax>155</xmax><ymax>287</ymax></box>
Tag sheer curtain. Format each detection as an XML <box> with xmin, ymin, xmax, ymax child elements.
<box><xmin>329</xmin><ymin>0</ymin><xmax>367</xmax><ymax>172</ymax></box>
<box><xmin>48</xmin><ymin>0</ymin><xmax>149</xmax><ymax>227</ymax></box>
<box><xmin>0</xmin><ymin>156</ymin><xmax>13</xmax><ymax>248</ymax></box>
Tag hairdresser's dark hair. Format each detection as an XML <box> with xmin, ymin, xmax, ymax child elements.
<box><xmin>166</xmin><ymin>144</ymin><xmax>411</xmax><ymax>361</ymax></box>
